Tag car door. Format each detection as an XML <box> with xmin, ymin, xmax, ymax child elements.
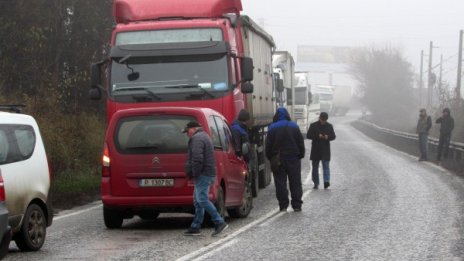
<box><xmin>212</xmin><ymin>116</ymin><xmax>244</xmax><ymax>205</ymax></box>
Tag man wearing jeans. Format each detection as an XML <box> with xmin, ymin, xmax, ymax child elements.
<box><xmin>183</xmin><ymin>121</ymin><xmax>228</xmax><ymax>236</ymax></box>
<box><xmin>416</xmin><ymin>108</ymin><xmax>432</xmax><ymax>161</ymax></box>
<box><xmin>307</xmin><ymin>112</ymin><xmax>336</xmax><ymax>189</ymax></box>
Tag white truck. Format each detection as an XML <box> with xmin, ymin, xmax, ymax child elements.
<box><xmin>272</xmin><ymin>51</ymin><xmax>295</xmax><ymax>118</ymax></box>
<box><xmin>331</xmin><ymin>85</ymin><xmax>352</xmax><ymax>116</ymax></box>
<box><xmin>314</xmin><ymin>84</ymin><xmax>334</xmax><ymax>114</ymax></box>
<box><xmin>288</xmin><ymin>72</ymin><xmax>317</xmax><ymax>133</ymax></box>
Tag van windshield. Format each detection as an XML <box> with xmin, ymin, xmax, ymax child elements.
<box><xmin>115</xmin><ymin>115</ymin><xmax>195</xmax><ymax>154</ymax></box>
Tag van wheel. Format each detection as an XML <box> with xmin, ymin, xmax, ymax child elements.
<box><xmin>103</xmin><ymin>207</ymin><xmax>123</xmax><ymax>229</ymax></box>
<box><xmin>215</xmin><ymin>186</ymin><xmax>226</xmax><ymax>218</ymax></box>
<box><xmin>14</xmin><ymin>204</ymin><xmax>46</xmax><ymax>251</ymax></box>
<box><xmin>227</xmin><ymin>177</ymin><xmax>253</xmax><ymax>218</ymax></box>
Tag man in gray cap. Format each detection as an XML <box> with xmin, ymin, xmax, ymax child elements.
<box><xmin>183</xmin><ymin>121</ymin><xmax>228</xmax><ymax>237</ymax></box>
<box><xmin>307</xmin><ymin>112</ymin><xmax>336</xmax><ymax>189</ymax></box>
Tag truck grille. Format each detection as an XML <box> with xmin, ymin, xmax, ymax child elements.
<box><xmin>294</xmin><ymin>108</ymin><xmax>304</xmax><ymax>119</ymax></box>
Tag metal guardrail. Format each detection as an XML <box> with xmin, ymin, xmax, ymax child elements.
<box><xmin>358</xmin><ymin>119</ymin><xmax>464</xmax><ymax>153</ymax></box>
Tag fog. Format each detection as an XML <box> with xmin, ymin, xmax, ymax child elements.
<box><xmin>242</xmin><ymin>0</ymin><xmax>463</xmax><ymax>84</ymax></box>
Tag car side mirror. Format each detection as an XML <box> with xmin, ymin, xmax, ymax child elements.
<box><xmin>241</xmin><ymin>57</ymin><xmax>254</xmax><ymax>82</ymax></box>
<box><xmin>241</xmin><ymin>143</ymin><xmax>250</xmax><ymax>155</ymax></box>
<box><xmin>241</xmin><ymin>82</ymin><xmax>254</xmax><ymax>94</ymax></box>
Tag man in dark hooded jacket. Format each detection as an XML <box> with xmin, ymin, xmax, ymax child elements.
<box><xmin>307</xmin><ymin>112</ymin><xmax>336</xmax><ymax>189</ymax></box>
<box><xmin>265</xmin><ymin>107</ymin><xmax>305</xmax><ymax>212</ymax></box>
<box><xmin>436</xmin><ymin>107</ymin><xmax>454</xmax><ymax>162</ymax></box>
<box><xmin>231</xmin><ymin>109</ymin><xmax>251</xmax><ymax>163</ymax></box>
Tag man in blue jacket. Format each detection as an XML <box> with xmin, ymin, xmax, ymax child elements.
<box><xmin>183</xmin><ymin>121</ymin><xmax>228</xmax><ymax>237</ymax></box>
<box><xmin>265</xmin><ymin>107</ymin><xmax>305</xmax><ymax>212</ymax></box>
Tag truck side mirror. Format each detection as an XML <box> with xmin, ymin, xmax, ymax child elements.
<box><xmin>89</xmin><ymin>87</ymin><xmax>102</xmax><ymax>100</ymax></box>
<box><xmin>276</xmin><ymin>79</ymin><xmax>284</xmax><ymax>93</ymax></box>
<box><xmin>241</xmin><ymin>57</ymin><xmax>254</xmax><ymax>82</ymax></box>
<box><xmin>308</xmin><ymin>92</ymin><xmax>313</xmax><ymax>105</ymax></box>
<box><xmin>90</xmin><ymin>63</ymin><xmax>101</xmax><ymax>89</ymax></box>
<box><xmin>241</xmin><ymin>82</ymin><xmax>254</xmax><ymax>94</ymax></box>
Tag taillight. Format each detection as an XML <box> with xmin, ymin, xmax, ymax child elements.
<box><xmin>0</xmin><ymin>173</ymin><xmax>5</xmax><ymax>201</ymax></box>
<box><xmin>102</xmin><ymin>143</ymin><xmax>111</xmax><ymax>177</ymax></box>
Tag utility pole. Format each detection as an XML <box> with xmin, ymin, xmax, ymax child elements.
<box><xmin>439</xmin><ymin>54</ymin><xmax>443</xmax><ymax>106</ymax></box>
<box><xmin>427</xmin><ymin>41</ymin><xmax>434</xmax><ymax>111</ymax></box>
<box><xmin>457</xmin><ymin>30</ymin><xmax>463</xmax><ymax>100</ymax></box>
<box><xmin>419</xmin><ymin>50</ymin><xmax>424</xmax><ymax>108</ymax></box>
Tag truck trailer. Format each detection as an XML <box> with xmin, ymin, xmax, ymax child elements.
<box><xmin>90</xmin><ymin>0</ymin><xmax>275</xmax><ymax>198</ymax></box>
<box><xmin>272</xmin><ymin>51</ymin><xmax>295</xmax><ymax>118</ymax></box>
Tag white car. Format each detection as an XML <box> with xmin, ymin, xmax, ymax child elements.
<box><xmin>0</xmin><ymin>106</ymin><xmax>53</xmax><ymax>251</ymax></box>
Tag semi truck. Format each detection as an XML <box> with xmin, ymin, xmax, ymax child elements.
<box><xmin>331</xmin><ymin>85</ymin><xmax>352</xmax><ymax>116</ymax></box>
<box><xmin>89</xmin><ymin>0</ymin><xmax>275</xmax><ymax>198</ymax></box>
<box><xmin>314</xmin><ymin>84</ymin><xmax>334</xmax><ymax>114</ymax></box>
<box><xmin>272</xmin><ymin>51</ymin><xmax>295</xmax><ymax>118</ymax></box>
<box><xmin>288</xmin><ymin>72</ymin><xmax>315</xmax><ymax>133</ymax></box>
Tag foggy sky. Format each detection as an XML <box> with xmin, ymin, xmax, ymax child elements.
<box><xmin>242</xmin><ymin>0</ymin><xmax>463</xmax><ymax>84</ymax></box>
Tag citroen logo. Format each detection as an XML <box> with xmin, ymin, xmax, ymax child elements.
<box><xmin>152</xmin><ymin>157</ymin><xmax>161</xmax><ymax>166</ymax></box>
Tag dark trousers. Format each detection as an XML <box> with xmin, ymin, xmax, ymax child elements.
<box><xmin>437</xmin><ymin>134</ymin><xmax>451</xmax><ymax>160</ymax></box>
<box><xmin>418</xmin><ymin>133</ymin><xmax>429</xmax><ymax>159</ymax></box>
<box><xmin>272</xmin><ymin>158</ymin><xmax>303</xmax><ymax>209</ymax></box>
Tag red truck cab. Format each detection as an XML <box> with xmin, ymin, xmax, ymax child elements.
<box><xmin>102</xmin><ymin>107</ymin><xmax>252</xmax><ymax>228</ymax></box>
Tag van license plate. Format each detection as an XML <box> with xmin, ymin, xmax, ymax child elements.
<box><xmin>139</xmin><ymin>179</ymin><xmax>174</xmax><ymax>187</ymax></box>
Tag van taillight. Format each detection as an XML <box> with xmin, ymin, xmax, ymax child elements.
<box><xmin>102</xmin><ymin>143</ymin><xmax>111</xmax><ymax>177</ymax></box>
<box><xmin>0</xmin><ymin>174</ymin><xmax>5</xmax><ymax>201</ymax></box>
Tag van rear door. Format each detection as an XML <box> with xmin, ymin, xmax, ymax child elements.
<box><xmin>109</xmin><ymin>114</ymin><xmax>195</xmax><ymax>197</ymax></box>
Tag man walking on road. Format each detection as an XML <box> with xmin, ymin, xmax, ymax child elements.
<box><xmin>183</xmin><ymin>121</ymin><xmax>228</xmax><ymax>236</ymax></box>
<box><xmin>436</xmin><ymin>108</ymin><xmax>454</xmax><ymax>163</ymax></box>
<box><xmin>265</xmin><ymin>107</ymin><xmax>305</xmax><ymax>212</ymax></box>
<box><xmin>307</xmin><ymin>112</ymin><xmax>336</xmax><ymax>189</ymax></box>
<box><xmin>416</xmin><ymin>108</ymin><xmax>432</xmax><ymax>161</ymax></box>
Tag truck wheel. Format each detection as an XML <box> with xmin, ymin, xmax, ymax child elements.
<box><xmin>227</xmin><ymin>176</ymin><xmax>253</xmax><ymax>218</ymax></box>
<box><xmin>103</xmin><ymin>206</ymin><xmax>124</xmax><ymax>229</ymax></box>
<box><xmin>14</xmin><ymin>204</ymin><xmax>46</xmax><ymax>251</ymax></box>
<box><xmin>250</xmin><ymin>150</ymin><xmax>259</xmax><ymax>197</ymax></box>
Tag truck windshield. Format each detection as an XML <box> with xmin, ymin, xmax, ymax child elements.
<box><xmin>294</xmin><ymin>87</ymin><xmax>307</xmax><ymax>105</ymax></box>
<box><xmin>110</xmin><ymin>54</ymin><xmax>229</xmax><ymax>101</ymax></box>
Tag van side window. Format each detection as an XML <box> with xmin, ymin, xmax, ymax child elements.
<box><xmin>213</xmin><ymin>116</ymin><xmax>229</xmax><ymax>152</ymax></box>
<box><xmin>222</xmin><ymin>119</ymin><xmax>235</xmax><ymax>151</ymax></box>
<box><xmin>208</xmin><ymin>116</ymin><xmax>222</xmax><ymax>150</ymax></box>
<box><xmin>0</xmin><ymin>124</ymin><xmax>35</xmax><ymax>165</ymax></box>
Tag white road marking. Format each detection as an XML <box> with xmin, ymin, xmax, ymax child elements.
<box><xmin>54</xmin><ymin>203</ymin><xmax>102</xmax><ymax>221</ymax></box>
<box><xmin>177</xmin><ymin>185</ymin><xmax>314</xmax><ymax>261</ymax></box>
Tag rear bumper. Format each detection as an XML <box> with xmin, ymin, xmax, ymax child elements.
<box><xmin>102</xmin><ymin>195</ymin><xmax>194</xmax><ymax>208</ymax></box>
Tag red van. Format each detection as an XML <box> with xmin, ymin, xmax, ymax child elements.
<box><xmin>101</xmin><ymin>107</ymin><xmax>252</xmax><ymax>228</ymax></box>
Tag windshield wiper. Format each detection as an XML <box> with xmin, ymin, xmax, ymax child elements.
<box><xmin>126</xmin><ymin>145</ymin><xmax>159</xmax><ymax>150</ymax></box>
<box><xmin>113</xmin><ymin>87</ymin><xmax>162</xmax><ymax>101</ymax></box>
<box><xmin>164</xmin><ymin>84</ymin><xmax>215</xmax><ymax>98</ymax></box>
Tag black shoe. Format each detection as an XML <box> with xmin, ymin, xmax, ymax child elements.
<box><xmin>293</xmin><ymin>207</ymin><xmax>302</xmax><ymax>212</ymax></box>
<box><xmin>183</xmin><ymin>227</ymin><xmax>201</xmax><ymax>236</ymax></box>
<box><xmin>324</xmin><ymin>182</ymin><xmax>330</xmax><ymax>189</ymax></box>
<box><xmin>212</xmin><ymin>223</ymin><xmax>228</xmax><ymax>237</ymax></box>
<box><xmin>279</xmin><ymin>207</ymin><xmax>288</xmax><ymax>212</ymax></box>
<box><xmin>313</xmin><ymin>184</ymin><xmax>319</xmax><ymax>189</ymax></box>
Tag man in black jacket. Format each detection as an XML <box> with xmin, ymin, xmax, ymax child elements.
<box><xmin>436</xmin><ymin>108</ymin><xmax>454</xmax><ymax>162</ymax></box>
<box><xmin>265</xmin><ymin>107</ymin><xmax>305</xmax><ymax>212</ymax></box>
<box><xmin>307</xmin><ymin>112</ymin><xmax>336</xmax><ymax>189</ymax></box>
<box><xmin>416</xmin><ymin>108</ymin><xmax>432</xmax><ymax>161</ymax></box>
<box><xmin>183</xmin><ymin>121</ymin><xmax>228</xmax><ymax>237</ymax></box>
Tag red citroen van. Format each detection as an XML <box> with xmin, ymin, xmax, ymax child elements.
<box><xmin>101</xmin><ymin>107</ymin><xmax>252</xmax><ymax>228</ymax></box>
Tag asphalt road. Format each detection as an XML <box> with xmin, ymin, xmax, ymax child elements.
<box><xmin>6</xmin><ymin>114</ymin><xmax>464</xmax><ymax>260</ymax></box>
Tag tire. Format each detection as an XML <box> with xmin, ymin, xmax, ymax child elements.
<box><xmin>103</xmin><ymin>206</ymin><xmax>124</xmax><ymax>229</ymax></box>
<box><xmin>227</xmin><ymin>176</ymin><xmax>253</xmax><ymax>218</ymax></box>
<box><xmin>14</xmin><ymin>204</ymin><xmax>46</xmax><ymax>251</ymax></box>
<box><xmin>214</xmin><ymin>186</ymin><xmax>226</xmax><ymax>218</ymax></box>
<box><xmin>205</xmin><ymin>186</ymin><xmax>226</xmax><ymax>227</ymax></box>
<box><xmin>250</xmin><ymin>149</ymin><xmax>259</xmax><ymax>197</ymax></box>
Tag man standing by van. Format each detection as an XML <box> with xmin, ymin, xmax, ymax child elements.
<box><xmin>183</xmin><ymin>121</ymin><xmax>228</xmax><ymax>237</ymax></box>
